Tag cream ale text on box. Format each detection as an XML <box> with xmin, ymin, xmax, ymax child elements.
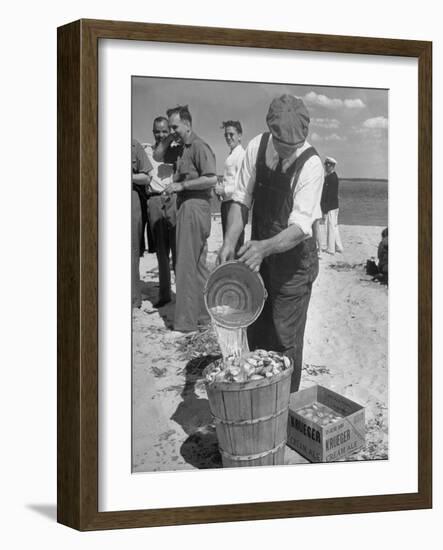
<box><xmin>287</xmin><ymin>385</ymin><xmax>365</xmax><ymax>462</ymax></box>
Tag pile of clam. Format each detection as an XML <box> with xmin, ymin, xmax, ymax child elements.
<box><xmin>205</xmin><ymin>349</ymin><xmax>291</xmax><ymax>384</ymax></box>
<box><xmin>296</xmin><ymin>402</ymin><xmax>343</xmax><ymax>427</ymax></box>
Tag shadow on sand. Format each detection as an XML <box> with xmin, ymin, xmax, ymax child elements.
<box><xmin>140</xmin><ymin>280</ymin><xmax>176</xmax><ymax>330</ymax></box>
<box><xmin>171</xmin><ymin>355</ymin><xmax>223</xmax><ymax>469</ymax></box>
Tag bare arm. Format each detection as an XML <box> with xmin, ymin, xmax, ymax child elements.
<box><xmin>164</xmin><ymin>175</ymin><xmax>217</xmax><ymax>194</ymax></box>
<box><xmin>237</xmin><ymin>225</ymin><xmax>307</xmax><ymax>272</ymax></box>
<box><xmin>183</xmin><ymin>175</ymin><xmax>217</xmax><ymax>190</ymax></box>
<box><xmin>132</xmin><ymin>172</ymin><xmax>151</xmax><ymax>186</ymax></box>
<box><xmin>152</xmin><ymin>135</ymin><xmax>175</xmax><ymax>162</ymax></box>
<box><xmin>260</xmin><ymin>224</ymin><xmax>306</xmax><ymax>256</ymax></box>
<box><xmin>217</xmin><ymin>202</ymin><xmax>248</xmax><ymax>264</ymax></box>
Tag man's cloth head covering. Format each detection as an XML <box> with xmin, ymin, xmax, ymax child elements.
<box><xmin>266</xmin><ymin>95</ymin><xmax>310</xmax><ymax>147</ymax></box>
<box><xmin>325</xmin><ymin>156</ymin><xmax>337</xmax><ymax>165</ymax></box>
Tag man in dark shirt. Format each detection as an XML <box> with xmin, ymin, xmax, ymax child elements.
<box><xmin>163</xmin><ymin>105</ymin><xmax>217</xmax><ymax>332</ymax></box>
<box><xmin>132</xmin><ymin>139</ymin><xmax>152</xmax><ymax>308</ymax></box>
<box><xmin>320</xmin><ymin>156</ymin><xmax>344</xmax><ymax>254</ymax></box>
<box><xmin>144</xmin><ymin>116</ymin><xmax>182</xmax><ymax>308</ymax></box>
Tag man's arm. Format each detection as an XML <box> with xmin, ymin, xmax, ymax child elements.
<box><xmin>238</xmin><ymin>154</ymin><xmax>324</xmax><ymax>272</ymax></box>
<box><xmin>132</xmin><ymin>141</ymin><xmax>152</xmax><ymax>187</ymax></box>
<box><xmin>152</xmin><ymin>135</ymin><xmax>176</xmax><ymax>162</ymax></box>
<box><xmin>164</xmin><ymin>175</ymin><xmax>217</xmax><ymax>194</ymax></box>
<box><xmin>165</xmin><ymin>139</ymin><xmax>217</xmax><ymax>193</ymax></box>
<box><xmin>183</xmin><ymin>175</ymin><xmax>217</xmax><ymax>190</ymax></box>
<box><xmin>217</xmin><ymin>202</ymin><xmax>248</xmax><ymax>264</ymax></box>
<box><xmin>132</xmin><ymin>172</ymin><xmax>151</xmax><ymax>186</ymax></box>
<box><xmin>237</xmin><ymin>225</ymin><xmax>306</xmax><ymax>272</ymax></box>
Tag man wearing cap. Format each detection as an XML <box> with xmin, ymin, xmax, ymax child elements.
<box><xmin>321</xmin><ymin>156</ymin><xmax>344</xmax><ymax>255</ymax></box>
<box><xmin>218</xmin><ymin>94</ymin><xmax>324</xmax><ymax>392</ymax></box>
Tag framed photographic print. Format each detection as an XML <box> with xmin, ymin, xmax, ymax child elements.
<box><xmin>57</xmin><ymin>19</ymin><xmax>432</xmax><ymax>530</ymax></box>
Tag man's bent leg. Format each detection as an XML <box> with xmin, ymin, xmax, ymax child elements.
<box><xmin>271</xmin><ymin>277</ymin><xmax>313</xmax><ymax>393</ymax></box>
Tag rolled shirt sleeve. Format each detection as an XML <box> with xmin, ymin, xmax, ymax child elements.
<box><xmin>222</xmin><ymin>145</ymin><xmax>246</xmax><ymax>199</ymax></box>
<box><xmin>194</xmin><ymin>141</ymin><xmax>216</xmax><ymax>176</ymax></box>
<box><xmin>232</xmin><ymin>134</ymin><xmax>324</xmax><ymax>237</ymax></box>
<box><xmin>288</xmin><ymin>154</ymin><xmax>324</xmax><ymax>237</ymax></box>
<box><xmin>231</xmin><ymin>134</ymin><xmax>262</xmax><ymax>208</ymax></box>
<box><xmin>133</xmin><ymin>140</ymin><xmax>153</xmax><ymax>174</ymax></box>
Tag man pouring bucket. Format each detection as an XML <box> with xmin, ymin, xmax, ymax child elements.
<box><xmin>217</xmin><ymin>94</ymin><xmax>324</xmax><ymax>393</ymax></box>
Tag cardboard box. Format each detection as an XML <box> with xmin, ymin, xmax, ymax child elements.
<box><xmin>287</xmin><ymin>385</ymin><xmax>365</xmax><ymax>462</ymax></box>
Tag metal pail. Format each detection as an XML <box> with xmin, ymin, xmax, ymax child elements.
<box><xmin>204</xmin><ymin>261</ymin><xmax>267</xmax><ymax>329</ymax></box>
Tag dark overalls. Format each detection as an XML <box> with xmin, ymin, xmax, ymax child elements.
<box><xmin>247</xmin><ymin>133</ymin><xmax>320</xmax><ymax>392</ymax></box>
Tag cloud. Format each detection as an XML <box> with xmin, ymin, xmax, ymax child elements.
<box><xmin>362</xmin><ymin>116</ymin><xmax>388</xmax><ymax>129</ymax></box>
<box><xmin>304</xmin><ymin>91</ymin><xmax>366</xmax><ymax>110</ymax></box>
<box><xmin>324</xmin><ymin>133</ymin><xmax>346</xmax><ymax>142</ymax></box>
<box><xmin>311</xmin><ymin>117</ymin><xmax>340</xmax><ymax>128</ymax></box>
<box><xmin>311</xmin><ymin>132</ymin><xmax>346</xmax><ymax>142</ymax></box>
<box><xmin>344</xmin><ymin>99</ymin><xmax>366</xmax><ymax>109</ymax></box>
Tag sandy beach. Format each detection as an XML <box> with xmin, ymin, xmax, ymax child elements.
<box><xmin>132</xmin><ymin>217</ymin><xmax>388</xmax><ymax>472</ymax></box>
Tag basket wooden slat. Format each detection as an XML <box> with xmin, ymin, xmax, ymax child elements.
<box><xmin>205</xmin><ymin>364</ymin><xmax>293</xmax><ymax>467</ymax></box>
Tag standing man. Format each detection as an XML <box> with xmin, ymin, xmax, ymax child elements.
<box><xmin>143</xmin><ymin>117</ymin><xmax>181</xmax><ymax>308</ymax></box>
<box><xmin>163</xmin><ymin>105</ymin><xmax>217</xmax><ymax>333</ymax></box>
<box><xmin>132</xmin><ymin>139</ymin><xmax>152</xmax><ymax>308</ymax></box>
<box><xmin>321</xmin><ymin>156</ymin><xmax>344</xmax><ymax>255</ymax></box>
<box><xmin>218</xmin><ymin>95</ymin><xmax>324</xmax><ymax>392</ymax></box>
<box><xmin>215</xmin><ymin>120</ymin><xmax>247</xmax><ymax>252</ymax></box>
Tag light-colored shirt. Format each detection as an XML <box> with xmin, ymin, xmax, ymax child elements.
<box><xmin>133</xmin><ymin>140</ymin><xmax>153</xmax><ymax>175</ymax></box>
<box><xmin>221</xmin><ymin>144</ymin><xmax>245</xmax><ymax>202</ymax></box>
<box><xmin>232</xmin><ymin>134</ymin><xmax>324</xmax><ymax>237</ymax></box>
<box><xmin>143</xmin><ymin>143</ymin><xmax>174</xmax><ymax>193</ymax></box>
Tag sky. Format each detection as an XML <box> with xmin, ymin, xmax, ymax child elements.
<box><xmin>132</xmin><ymin>77</ymin><xmax>388</xmax><ymax>179</ymax></box>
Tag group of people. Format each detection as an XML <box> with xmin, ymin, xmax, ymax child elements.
<box><xmin>132</xmin><ymin>94</ymin><xmax>344</xmax><ymax>392</ymax></box>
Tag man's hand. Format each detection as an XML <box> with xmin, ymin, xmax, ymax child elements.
<box><xmin>217</xmin><ymin>243</ymin><xmax>236</xmax><ymax>266</ymax></box>
<box><xmin>163</xmin><ymin>182</ymin><xmax>184</xmax><ymax>195</ymax></box>
<box><xmin>214</xmin><ymin>181</ymin><xmax>225</xmax><ymax>198</ymax></box>
<box><xmin>237</xmin><ymin>240</ymin><xmax>267</xmax><ymax>272</ymax></box>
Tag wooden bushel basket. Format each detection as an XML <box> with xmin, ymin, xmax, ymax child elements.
<box><xmin>204</xmin><ymin>364</ymin><xmax>293</xmax><ymax>468</ymax></box>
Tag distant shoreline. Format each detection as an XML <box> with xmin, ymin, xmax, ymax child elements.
<box><xmin>341</xmin><ymin>178</ymin><xmax>388</xmax><ymax>183</ymax></box>
<box><xmin>216</xmin><ymin>176</ymin><xmax>388</xmax><ymax>183</ymax></box>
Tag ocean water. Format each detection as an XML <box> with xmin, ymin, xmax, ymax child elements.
<box><xmin>338</xmin><ymin>179</ymin><xmax>388</xmax><ymax>227</ymax></box>
<box><xmin>211</xmin><ymin>178</ymin><xmax>388</xmax><ymax>228</ymax></box>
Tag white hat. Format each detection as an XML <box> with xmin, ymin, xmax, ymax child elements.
<box><xmin>325</xmin><ymin>156</ymin><xmax>337</xmax><ymax>165</ymax></box>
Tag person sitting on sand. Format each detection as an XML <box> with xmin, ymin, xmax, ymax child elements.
<box><xmin>377</xmin><ymin>227</ymin><xmax>388</xmax><ymax>284</ymax></box>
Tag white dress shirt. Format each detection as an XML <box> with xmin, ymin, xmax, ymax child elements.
<box><xmin>143</xmin><ymin>143</ymin><xmax>174</xmax><ymax>193</ymax></box>
<box><xmin>221</xmin><ymin>144</ymin><xmax>245</xmax><ymax>202</ymax></box>
<box><xmin>232</xmin><ymin>134</ymin><xmax>324</xmax><ymax>237</ymax></box>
